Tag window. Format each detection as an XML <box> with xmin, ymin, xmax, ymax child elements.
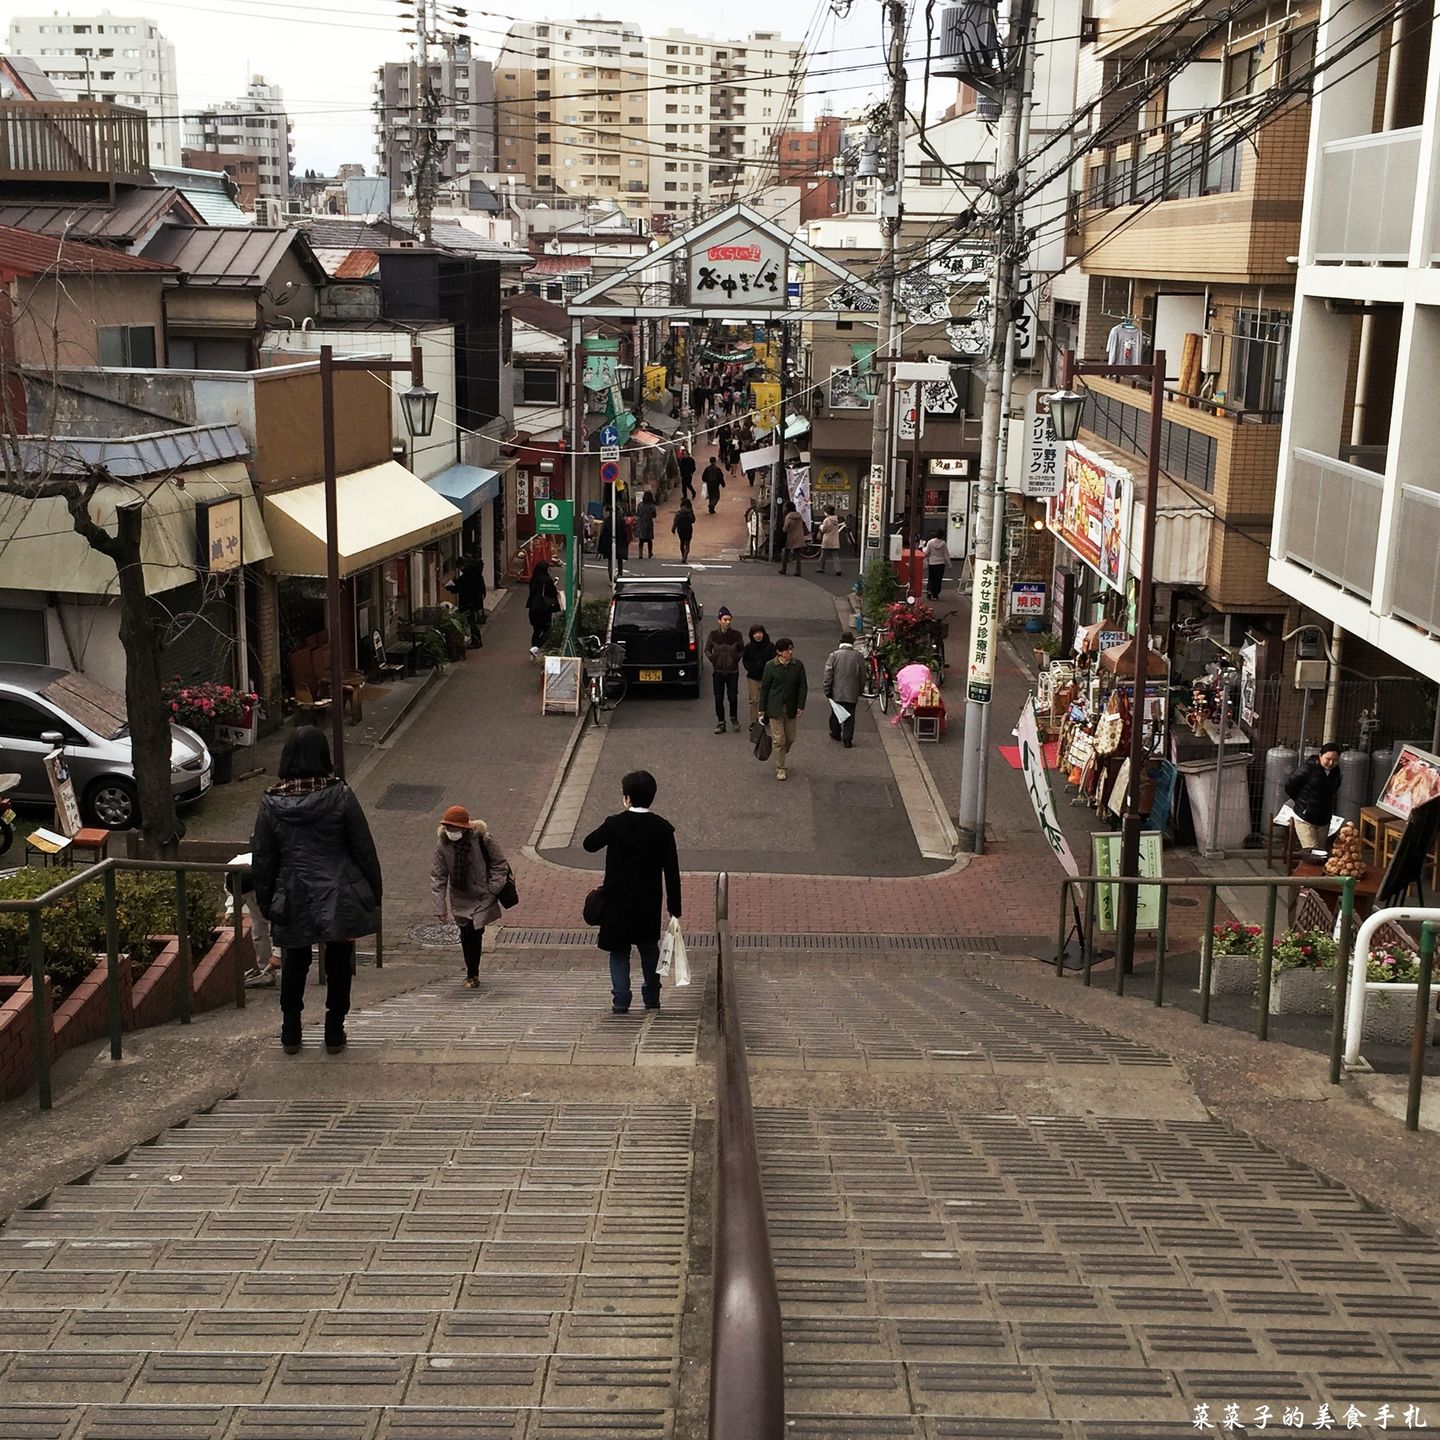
<box><xmin>0</xmin><ymin>696</ymin><xmax>64</xmax><ymax>742</ymax></box>
<box><xmin>520</xmin><ymin>367</ymin><xmax>561</xmax><ymax>404</ymax></box>
<box><xmin>98</xmin><ymin>325</ymin><xmax>156</xmax><ymax>367</ymax></box>
<box><xmin>1231</xmin><ymin>308</ymin><xmax>1291</xmax><ymax>414</ymax></box>
<box><xmin>917</xmin><ymin>161</ymin><xmax>943</xmax><ymax>185</ymax></box>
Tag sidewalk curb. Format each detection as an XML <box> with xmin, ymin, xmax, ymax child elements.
<box><xmin>525</xmin><ymin>705</ymin><xmax>591</xmax><ymax>854</ymax></box>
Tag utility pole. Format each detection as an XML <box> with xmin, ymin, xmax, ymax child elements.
<box><xmin>863</xmin><ymin>0</ymin><xmax>908</xmax><ymax>579</ymax></box>
<box><xmin>956</xmin><ymin>11</ymin><xmax>1032</xmax><ymax>856</ymax></box>
<box><xmin>411</xmin><ymin>0</ymin><xmax>438</xmax><ymax>242</ymax></box>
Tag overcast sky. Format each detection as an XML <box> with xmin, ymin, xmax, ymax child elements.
<box><xmin>109</xmin><ymin>0</ymin><xmax>907</xmax><ymax>174</ymax></box>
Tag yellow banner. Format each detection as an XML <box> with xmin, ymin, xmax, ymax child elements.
<box><xmin>643</xmin><ymin>365</ymin><xmax>668</xmax><ymax>401</ymax></box>
<box><xmin>752</xmin><ymin>381</ymin><xmax>781</xmax><ymax>430</ymax></box>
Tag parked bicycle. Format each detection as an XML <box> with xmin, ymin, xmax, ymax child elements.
<box><xmin>856</xmin><ymin>631</ymin><xmax>894</xmax><ymax>714</ymax></box>
<box><xmin>579</xmin><ymin>634</ymin><xmax>627</xmax><ymax>722</ymax></box>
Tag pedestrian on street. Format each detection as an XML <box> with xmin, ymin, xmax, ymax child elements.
<box><xmin>450</xmin><ymin>554</ymin><xmax>487</xmax><ymax>647</ymax></box>
<box><xmin>677</xmin><ymin>448</ymin><xmax>698</xmax><ymax>502</ymax></box>
<box><xmin>779</xmin><ymin>502</ymin><xmax>808</xmax><ymax>575</ymax></box>
<box><xmin>758</xmin><ymin>637</ymin><xmax>808</xmax><ymax>782</ymax></box>
<box><xmin>742</xmin><ymin>623</ymin><xmax>776</xmax><ymax>734</ymax></box>
<box><xmin>705</xmin><ymin>605</ymin><xmax>744</xmax><ymax>734</ymax></box>
<box><xmin>431</xmin><ymin>804</ymin><xmax>512</xmax><ymax>990</ymax></box>
<box><xmin>597</xmin><ymin>504</ymin><xmax>627</xmax><ymax>583</ymax></box>
<box><xmin>671</xmin><ymin>497</ymin><xmax>695</xmax><ymax>563</ymax></box>
<box><xmin>924</xmin><ymin>531</ymin><xmax>950</xmax><ymax>600</ymax></box>
<box><xmin>583</xmin><ymin>769</ymin><xmax>682</xmax><ymax>1014</ymax></box>
<box><xmin>693</xmin><ymin>381</ymin><xmax>710</xmax><ymax>419</ymax></box>
<box><xmin>824</xmin><ymin>632</ymin><xmax>865</xmax><ymax>748</ymax></box>
<box><xmin>817</xmin><ymin>506</ymin><xmax>841</xmax><ymax>575</ymax></box>
<box><xmin>634</xmin><ymin>491</ymin><xmax>657</xmax><ymax>560</ymax></box>
<box><xmin>1285</xmin><ymin>742</ymin><xmax>1343</xmax><ymax>849</ymax></box>
<box><xmin>717</xmin><ymin>421</ymin><xmax>733</xmax><ymax>469</ymax></box>
<box><xmin>526</xmin><ymin>559</ymin><xmax>560</xmax><ymax>655</ymax></box>
<box><xmin>702</xmin><ymin>455</ymin><xmax>726</xmax><ymax>514</ymax></box>
<box><xmin>250</xmin><ymin>725</ymin><xmax>382</xmax><ymax>1055</ymax></box>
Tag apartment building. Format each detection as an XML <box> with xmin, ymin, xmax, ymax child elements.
<box><xmin>1270</xmin><ymin>0</ymin><xmax>1440</xmax><ymax>689</ymax></box>
<box><xmin>184</xmin><ymin>75</ymin><xmax>293</xmax><ymax>203</ymax></box>
<box><xmin>495</xmin><ymin>20</ymin><xmax>651</xmax><ymax>219</ymax></box>
<box><xmin>7</xmin><ymin>10</ymin><xmax>180</xmax><ymax>165</ymax></box>
<box><xmin>771</xmin><ymin>113</ymin><xmax>844</xmax><ymax>222</ymax></box>
<box><xmin>374</xmin><ymin>38</ymin><xmax>496</xmax><ymax>201</ymax></box>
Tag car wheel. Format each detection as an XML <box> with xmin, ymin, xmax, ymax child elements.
<box><xmin>86</xmin><ymin>777</ymin><xmax>139</xmax><ymax>829</ymax></box>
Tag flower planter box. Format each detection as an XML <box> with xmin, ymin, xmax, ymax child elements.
<box><xmin>1357</xmin><ymin>988</ymin><xmax>1440</xmax><ymax>1046</ymax></box>
<box><xmin>1205</xmin><ymin>952</ymin><xmax>1258</xmax><ymax>996</ymax></box>
<box><xmin>1268</xmin><ymin>967</ymin><xmax>1333</xmax><ymax>1016</ymax></box>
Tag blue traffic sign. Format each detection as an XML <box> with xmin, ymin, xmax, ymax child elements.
<box><xmin>600</xmin><ymin>460</ymin><xmax>620</xmax><ymax>484</ymax></box>
<box><xmin>598</xmin><ymin>424</ymin><xmax>619</xmax><ymax>446</ymax></box>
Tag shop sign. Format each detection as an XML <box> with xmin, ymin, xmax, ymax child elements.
<box><xmin>1046</xmin><ymin>442</ymin><xmax>1132</xmax><ymax>594</ymax></box>
<box><xmin>1021</xmin><ymin>390</ymin><xmax>1062</xmax><ymax>498</ymax></box>
<box><xmin>1018</xmin><ymin>698</ymin><xmax>1078</xmax><ymax>877</ymax></box>
<box><xmin>1092</xmin><ymin>831</ymin><xmax>1163</xmax><ymax>932</ymax></box>
<box><xmin>898</xmin><ymin>386</ymin><xmax>923</xmax><ymax>441</ymax></box>
<box><xmin>516</xmin><ymin>472</ymin><xmax>530</xmax><ymax>515</ymax></box>
<box><xmin>929</xmin><ymin>457</ymin><xmax>971</xmax><ymax>477</ymax></box>
<box><xmin>866</xmin><ymin>464</ymin><xmax>885</xmax><ymax>545</ymax></box>
<box><xmin>197</xmin><ymin>496</ymin><xmax>243</xmax><ymax>573</ymax></box>
<box><xmin>1098</xmin><ymin>629</ymin><xmax>1129</xmax><ymax>651</ymax></box>
<box><xmin>686</xmin><ymin>228</ymin><xmax>786</xmax><ymax>307</ymax></box>
<box><xmin>966</xmin><ymin>559</ymin><xmax>999</xmax><ymax>703</ymax></box>
<box><xmin>1010</xmin><ymin>580</ymin><xmax>1046</xmax><ymax>618</ymax></box>
<box><xmin>1240</xmin><ymin>640</ymin><xmax>1259</xmax><ymax>729</ymax></box>
<box><xmin>813</xmin><ymin>463</ymin><xmax>850</xmax><ymax>497</ymax></box>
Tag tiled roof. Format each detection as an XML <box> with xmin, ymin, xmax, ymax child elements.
<box><xmin>0</xmin><ymin>225</ymin><xmax>178</xmax><ymax>279</ymax></box>
<box><xmin>0</xmin><ymin>187</ymin><xmax>201</xmax><ymax>247</ymax></box>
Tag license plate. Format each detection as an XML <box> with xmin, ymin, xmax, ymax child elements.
<box><xmin>639</xmin><ymin>669</ymin><xmax>663</xmax><ymax>682</ymax></box>
<box><xmin>199</xmin><ymin>768</ymin><xmax>212</xmax><ymax>793</ymax></box>
<box><xmin>1</xmin><ymin>809</ymin><xmax>13</xmax><ymax>824</ymax></box>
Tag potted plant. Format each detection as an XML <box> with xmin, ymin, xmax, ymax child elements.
<box><xmin>1033</xmin><ymin>631</ymin><xmax>1059</xmax><ymax>669</ymax></box>
<box><xmin>1353</xmin><ymin>943</ymin><xmax>1440</xmax><ymax>1045</ymax></box>
<box><xmin>1204</xmin><ymin>921</ymin><xmax>1264</xmax><ymax>996</ymax></box>
<box><xmin>436</xmin><ymin>611</ymin><xmax>469</xmax><ymax>661</ymax></box>
<box><xmin>415</xmin><ymin>629</ymin><xmax>449</xmax><ymax>671</ymax></box>
<box><xmin>162</xmin><ymin>680</ymin><xmax>258</xmax><ymax>785</ymax></box>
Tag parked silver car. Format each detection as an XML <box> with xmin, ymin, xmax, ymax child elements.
<box><xmin>0</xmin><ymin>664</ymin><xmax>212</xmax><ymax>829</ymax></box>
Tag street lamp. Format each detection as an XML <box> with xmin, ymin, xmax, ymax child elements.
<box><xmin>1046</xmin><ymin>348</ymin><xmax>1166</xmax><ymax>983</ymax></box>
<box><xmin>320</xmin><ymin>343</ymin><xmax>434</xmax><ymax>779</ymax></box>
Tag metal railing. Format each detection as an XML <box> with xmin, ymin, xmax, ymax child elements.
<box><xmin>2</xmin><ymin>858</ymin><xmax>251</xmax><ymax>1111</ymax></box>
<box><xmin>1313</xmin><ymin>126</ymin><xmax>1422</xmax><ymax>263</ymax></box>
<box><xmin>1055</xmin><ymin>873</ymin><xmax>1440</xmax><ymax>1129</ymax></box>
<box><xmin>709</xmin><ymin>871</ymin><xmax>784</xmax><ymax>1440</ymax></box>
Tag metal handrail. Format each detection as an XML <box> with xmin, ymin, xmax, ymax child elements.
<box><xmin>1</xmin><ymin>857</ymin><xmax>252</xmax><ymax>1111</ymax></box>
<box><xmin>709</xmin><ymin>871</ymin><xmax>784</xmax><ymax>1440</ymax></box>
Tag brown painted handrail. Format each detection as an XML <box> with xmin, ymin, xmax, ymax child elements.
<box><xmin>709</xmin><ymin>871</ymin><xmax>784</xmax><ymax>1439</ymax></box>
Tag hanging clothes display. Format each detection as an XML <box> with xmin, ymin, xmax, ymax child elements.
<box><xmin>1105</xmin><ymin>320</ymin><xmax>1142</xmax><ymax>366</ymax></box>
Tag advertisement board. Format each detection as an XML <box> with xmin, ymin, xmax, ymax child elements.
<box><xmin>966</xmin><ymin>560</ymin><xmax>1000</xmax><ymax>703</ymax></box>
<box><xmin>1046</xmin><ymin>443</ymin><xmax>1132</xmax><ymax>594</ymax></box>
<box><xmin>1021</xmin><ymin>390</ymin><xmax>1062</xmax><ymax>498</ymax></box>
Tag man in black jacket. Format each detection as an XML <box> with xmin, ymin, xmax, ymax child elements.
<box><xmin>704</xmin><ymin>606</ymin><xmax>744</xmax><ymax>734</ymax></box>
<box><xmin>677</xmin><ymin>448</ymin><xmax>697</xmax><ymax>501</ymax></box>
<box><xmin>1285</xmin><ymin>742</ymin><xmax>1343</xmax><ymax>849</ymax></box>
<box><xmin>701</xmin><ymin>455</ymin><xmax>726</xmax><ymax>514</ymax></box>
<box><xmin>583</xmin><ymin>770</ymin><xmax>682</xmax><ymax>1014</ymax></box>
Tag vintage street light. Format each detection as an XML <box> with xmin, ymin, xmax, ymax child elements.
<box><xmin>1045</xmin><ymin>388</ymin><xmax>1086</xmax><ymax>443</ymax></box>
<box><xmin>399</xmin><ymin>381</ymin><xmax>439</xmax><ymax>438</ymax></box>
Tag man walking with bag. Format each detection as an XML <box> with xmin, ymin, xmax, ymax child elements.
<box><xmin>823</xmin><ymin>632</ymin><xmax>865</xmax><ymax>748</ymax></box>
<box><xmin>583</xmin><ymin>770</ymin><xmax>682</xmax><ymax>1014</ymax></box>
<box><xmin>758</xmin><ymin>637</ymin><xmax>807</xmax><ymax>782</ymax></box>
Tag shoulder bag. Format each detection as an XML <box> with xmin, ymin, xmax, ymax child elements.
<box><xmin>479</xmin><ymin>835</ymin><xmax>519</xmax><ymax>909</ymax></box>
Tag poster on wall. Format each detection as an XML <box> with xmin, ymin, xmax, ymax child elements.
<box><xmin>1376</xmin><ymin>744</ymin><xmax>1440</xmax><ymax>820</ymax></box>
<box><xmin>813</xmin><ymin>463</ymin><xmax>851</xmax><ymax>511</ymax></box>
<box><xmin>1046</xmin><ymin>443</ymin><xmax>1132</xmax><ymax>594</ymax></box>
<box><xmin>829</xmin><ymin>366</ymin><xmax>872</xmax><ymax>410</ymax></box>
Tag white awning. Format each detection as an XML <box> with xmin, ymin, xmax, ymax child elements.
<box><xmin>263</xmin><ymin>460</ymin><xmax>462</xmax><ymax>578</ymax></box>
<box><xmin>0</xmin><ymin>461</ymin><xmax>271</xmax><ymax>596</ymax></box>
<box><xmin>1130</xmin><ymin>476</ymin><xmax>1211</xmax><ymax>587</ymax></box>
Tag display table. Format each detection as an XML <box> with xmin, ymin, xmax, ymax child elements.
<box><xmin>1288</xmin><ymin>861</ymin><xmax>1384</xmax><ymax>922</ymax></box>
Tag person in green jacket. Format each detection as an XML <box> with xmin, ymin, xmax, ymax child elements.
<box><xmin>757</xmin><ymin>637</ymin><xmax>808</xmax><ymax>782</ymax></box>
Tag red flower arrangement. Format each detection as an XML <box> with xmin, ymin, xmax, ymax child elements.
<box><xmin>162</xmin><ymin>680</ymin><xmax>259</xmax><ymax>737</ymax></box>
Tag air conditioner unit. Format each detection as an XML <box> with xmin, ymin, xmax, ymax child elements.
<box><xmin>852</xmin><ymin>196</ymin><xmax>874</xmax><ymax>214</ymax></box>
<box><xmin>254</xmin><ymin>196</ymin><xmax>281</xmax><ymax>226</ymax></box>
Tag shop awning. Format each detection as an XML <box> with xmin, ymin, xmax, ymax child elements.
<box><xmin>263</xmin><ymin>460</ymin><xmax>462</xmax><ymax>579</ymax></box>
<box><xmin>426</xmin><ymin>462</ymin><xmax>500</xmax><ymax>521</ymax></box>
<box><xmin>0</xmin><ymin>461</ymin><xmax>270</xmax><ymax>596</ymax></box>
<box><xmin>628</xmin><ymin>429</ymin><xmax>664</xmax><ymax>449</ymax></box>
<box><xmin>1129</xmin><ymin>476</ymin><xmax>1210</xmax><ymax>587</ymax></box>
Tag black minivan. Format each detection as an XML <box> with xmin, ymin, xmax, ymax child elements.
<box><xmin>606</xmin><ymin>575</ymin><xmax>703</xmax><ymax>697</ymax></box>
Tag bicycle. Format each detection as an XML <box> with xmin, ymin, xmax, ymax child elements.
<box><xmin>579</xmin><ymin>634</ymin><xmax>627</xmax><ymax>721</ymax></box>
<box><xmin>856</xmin><ymin>631</ymin><xmax>894</xmax><ymax>714</ymax></box>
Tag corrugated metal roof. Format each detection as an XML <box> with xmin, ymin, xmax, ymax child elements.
<box><xmin>141</xmin><ymin>224</ymin><xmax>323</xmax><ymax>286</ymax></box>
<box><xmin>524</xmin><ymin>255</ymin><xmax>593</xmax><ymax>275</ymax></box>
<box><xmin>5</xmin><ymin>424</ymin><xmax>251</xmax><ymax>480</ymax></box>
<box><xmin>0</xmin><ymin>225</ymin><xmax>178</xmax><ymax>278</ymax></box>
<box><xmin>0</xmin><ymin>187</ymin><xmax>200</xmax><ymax>246</ymax></box>
<box><xmin>334</xmin><ymin>248</ymin><xmax>379</xmax><ymax>279</ymax></box>
<box><xmin>148</xmin><ymin>167</ymin><xmax>251</xmax><ymax>226</ymax></box>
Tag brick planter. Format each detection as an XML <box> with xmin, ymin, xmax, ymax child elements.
<box><xmin>51</xmin><ymin>955</ymin><xmax>134</xmax><ymax>1059</ymax></box>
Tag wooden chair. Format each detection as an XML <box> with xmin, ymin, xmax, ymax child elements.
<box><xmin>69</xmin><ymin>827</ymin><xmax>110</xmax><ymax>867</ymax></box>
<box><xmin>292</xmin><ymin>684</ymin><xmax>332</xmax><ymax>721</ymax></box>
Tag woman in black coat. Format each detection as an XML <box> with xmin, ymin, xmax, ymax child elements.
<box><xmin>251</xmin><ymin>726</ymin><xmax>382</xmax><ymax>1054</ymax></box>
<box><xmin>582</xmin><ymin>769</ymin><xmax>682</xmax><ymax>1014</ymax></box>
<box><xmin>526</xmin><ymin>560</ymin><xmax>560</xmax><ymax>655</ymax></box>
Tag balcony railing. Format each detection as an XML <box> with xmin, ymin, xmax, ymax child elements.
<box><xmin>1389</xmin><ymin>486</ymin><xmax>1440</xmax><ymax>636</ymax></box>
<box><xmin>0</xmin><ymin>100</ymin><xmax>149</xmax><ymax>188</ymax></box>
<box><xmin>1281</xmin><ymin>448</ymin><xmax>1382</xmax><ymax>598</ymax></box>
<box><xmin>1313</xmin><ymin>127</ymin><xmax>1421</xmax><ymax>263</ymax></box>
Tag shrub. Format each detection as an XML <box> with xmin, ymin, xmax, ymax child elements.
<box><xmin>0</xmin><ymin>869</ymin><xmax>224</xmax><ymax>1001</ymax></box>
<box><xmin>1210</xmin><ymin>921</ymin><xmax>1263</xmax><ymax>957</ymax></box>
<box><xmin>861</xmin><ymin>557</ymin><xmax>900</xmax><ymax>628</ymax></box>
<box><xmin>1272</xmin><ymin>928</ymin><xmax>1339</xmax><ymax>974</ymax></box>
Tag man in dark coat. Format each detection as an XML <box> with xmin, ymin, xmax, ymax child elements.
<box><xmin>455</xmin><ymin>555</ymin><xmax>487</xmax><ymax>648</ymax></box>
<box><xmin>582</xmin><ymin>769</ymin><xmax>682</xmax><ymax>1014</ymax></box>
<box><xmin>701</xmin><ymin>456</ymin><xmax>726</xmax><ymax>514</ymax></box>
<box><xmin>1285</xmin><ymin>742</ymin><xmax>1343</xmax><ymax>849</ymax></box>
<box><xmin>704</xmin><ymin>605</ymin><xmax>744</xmax><ymax>734</ymax></box>
<box><xmin>677</xmin><ymin>448</ymin><xmax>698</xmax><ymax>502</ymax></box>
<box><xmin>251</xmin><ymin>726</ymin><xmax>382</xmax><ymax>1054</ymax></box>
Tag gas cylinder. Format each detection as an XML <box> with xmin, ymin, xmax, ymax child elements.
<box><xmin>1264</xmin><ymin>745</ymin><xmax>1298</xmax><ymax>824</ymax></box>
<box><xmin>1337</xmin><ymin>749</ymin><xmax>1369</xmax><ymax>824</ymax></box>
<box><xmin>1370</xmin><ymin>745</ymin><xmax>1395</xmax><ymax>801</ymax></box>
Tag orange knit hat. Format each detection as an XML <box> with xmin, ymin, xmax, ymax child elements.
<box><xmin>442</xmin><ymin>805</ymin><xmax>470</xmax><ymax>827</ymax></box>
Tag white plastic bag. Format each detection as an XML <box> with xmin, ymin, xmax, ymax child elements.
<box><xmin>657</xmin><ymin>916</ymin><xmax>691</xmax><ymax>986</ymax></box>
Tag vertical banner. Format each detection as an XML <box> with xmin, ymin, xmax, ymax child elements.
<box><xmin>966</xmin><ymin>559</ymin><xmax>999</xmax><ymax>702</ymax></box>
<box><xmin>789</xmin><ymin>465</ymin><xmax>812</xmax><ymax>529</ymax></box>
<box><xmin>865</xmin><ymin>463</ymin><xmax>885</xmax><ymax>548</ymax></box>
<box><xmin>1018</xmin><ymin>698</ymin><xmax>1078</xmax><ymax>876</ymax></box>
<box><xmin>1092</xmin><ymin>831</ymin><xmax>1163</xmax><ymax>931</ymax></box>
<box><xmin>1021</xmin><ymin>389</ymin><xmax>1062</xmax><ymax>498</ymax></box>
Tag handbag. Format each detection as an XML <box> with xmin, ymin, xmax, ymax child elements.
<box><xmin>479</xmin><ymin>836</ymin><xmax>519</xmax><ymax>909</ymax></box>
<box><xmin>753</xmin><ymin>726</ymin><xmax>773</xmax><ymax>762</ymax></box>
<box><xmin>657</xmin><ymin>916</ymin><xmax>691</xmax><ymax>986</ymax></box>
<box><xmin>583</xmin><ymin>885</ymin><xmax>605</xmax><ymax>927</ymax></box>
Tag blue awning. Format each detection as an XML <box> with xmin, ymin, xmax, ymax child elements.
<box><xmin>426</xmin><ymin>463</ymin><xmax>500</xmax><ymax>521</ymax></box>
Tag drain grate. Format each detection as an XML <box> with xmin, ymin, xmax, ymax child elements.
<box><xmin>485</xmin><ymin>929</ymin><xmax>1002</xmax><ymax>953</ymax></box>
<box><xmin>377</xmin><ymin>782</ymin><xmax>447</xmax><ymax>812</ymax></box>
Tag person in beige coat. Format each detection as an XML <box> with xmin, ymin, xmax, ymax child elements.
<box><xmin>431</xmin><ymin>804</ymin><xmax>511</xmax><ymax>988</ymax></box>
